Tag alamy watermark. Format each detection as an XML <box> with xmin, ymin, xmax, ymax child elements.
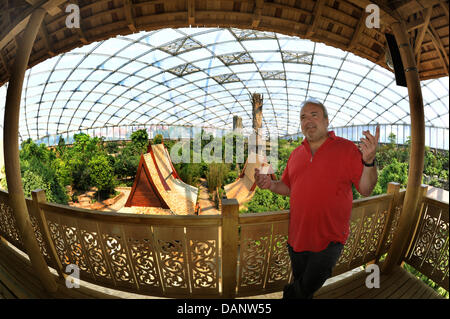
<box><xmin>65</xmin><ymin>264</ymin><xmax>80</xmax><ymax>289</ymax></box>
<box><xmin>365</xmin><ymin>4</ymin><xmax>380</xmax><ymax>29</ymax></box>
<box><xmin>365</xmin><ymin>264</ymin><xmax>380</xmax><ymax>289</ymax></box>
<box><xmin>65</xmin><ymin>4</ymin><xmax>80</xmax><ymax>29</ymax></box>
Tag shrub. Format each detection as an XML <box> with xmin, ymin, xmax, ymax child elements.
<box><xmin>206</xmin><ymin>163</ymin><xmax>229</xmax><ymax>192</ymax></box>
<box><xmin>131</xmin><ymin>129</ymin><xmax>149</xmax><ymax>153</ymax></box>
<box><xmin>88</xmin><ymin>154</ymin><xmax>116</xmax><ymax>200</ymax></box>
<box><xmin>375</xmin><ymin>158</ymin><xmax>409</xmax><ymax>194</ymax></box>
<box><xmin>246</xmin><ymin>188</ymin><xmax>290</xmax><ymax>213</ymax></box>
<box><xmin>21</xmin><ymin>158</ymin><xmax>68</xmax><ymax>204</ymax></box>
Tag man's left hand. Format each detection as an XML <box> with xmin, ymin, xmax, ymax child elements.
<box><xmin>359</xmin><ymin>125</ymin><xmax>380</xmax><ymax>164</ymax></box>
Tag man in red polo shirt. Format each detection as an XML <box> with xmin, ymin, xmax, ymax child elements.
<box><xmin>255</xmin><ymin>100</ymin><xmax>379</xmax><ymax>299</ymax></box>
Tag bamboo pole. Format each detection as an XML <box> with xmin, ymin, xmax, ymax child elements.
<box><xmin>381</xmin><ymin>20</ymin><xmax>426</xmax><ymax>273</ymax></box>
<box><xmin>2</xmin><ymin>8</ymin><xmax>57</xmax><ymax>293</ymax></box>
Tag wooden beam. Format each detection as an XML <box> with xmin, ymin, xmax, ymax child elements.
<box><xmin>394</xmin><ymin>0</ymin><xmax>440</xmax><ymax>18</ymax></box>
<box><xmin>348</xmin><ymin>10</ymin><xmax>366</xmax><ymax>50</ymax></box>
<box><xmin>414</xmin><ymin>7</ymin><xmax>432</xmax><ymax>56</ymax></box>
<box><xmin>39</xmin><ymin>23</ymin><xmax>55</xmax><ymax>57</ymax></box>
<box><xmin>0</xmin><ymin>49</ymin><xmax>9</xmax><ymax>76</ymax></box>
<box><xmin>264</xmin><ymin>2</ymin><xmax>310</xmax><ymax>17</ymax></box>
<box><xmin>0</xmin><ymin>0</ymin><xmax>64</xmax><ymax>50</ymax></box>
<box><xmin>123</xmin><ymin>0</ymin><xmax>137</xmax><ymax>32</ymax></box>
<box><xmin>427</xmin><ymin>25</ymin><xmax>449</xmax><ymax>74</ymax></box>
<box><xmin>440</xmin><ymin>1</ymin><xmax>449</xmax><ymax>20</ymax></box>
<box><xmin>307</xmin><ymin>0</ymin><xmax>325</xmax><ymax>37</ymax></box>
<box><xmin>406</xmin><ymin>16</ymin><xmax>425</xmax><ymax>31</ymax></box>
<box><xmin>187</xmin><ymin>0</ymin><xmax>196</xmax><ymax>25</ymax></box>
<box><xmin>25</xmin><ymin>0</ymin><xmax>64</xmax><ymax>16</ymax></box>
<box><xmin>252</xmin><ymin>0</ymin><xmax>264</xmax><ymax>28</ymax></box>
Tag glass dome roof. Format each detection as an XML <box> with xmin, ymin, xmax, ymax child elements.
<box><xmin>0</xmin><ymin>27</ymin><xmax>448</xmax><ymax>146</ymax></box>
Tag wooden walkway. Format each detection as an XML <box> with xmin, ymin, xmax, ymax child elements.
<box><xmin>315</xmin><ymin>266</ymin><xmax>444</xmax><ymax>299</ymax></box>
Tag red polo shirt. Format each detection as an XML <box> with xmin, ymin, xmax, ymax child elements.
<box><xmin>281</xmin><ymin>131</ymin><xmax>363</xmax><ymax>253</ymax></box>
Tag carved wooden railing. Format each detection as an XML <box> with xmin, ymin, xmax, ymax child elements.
<box><xmin>404</xmin><ymin>196</ymin><xmax>449</xmax><ymax>291</ymax></box>
<box><xmin>0</xmin><ymin>182</ymin><xmax>417</xmax><ymax>298</ymax></box>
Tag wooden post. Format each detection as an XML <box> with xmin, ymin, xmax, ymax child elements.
<box><xmin>251</xmin><ymin>93</ymin><xmax>263</xmax><ymax>155</ymax></box>
<box><xmin>221</xmin><ymin>198</ymin><xmax>239</xmax><ymax>298</ymax></box>
<box><xmin>31</xmin><ymin>190</ymin><xmax>65</xmax><ymax>280</ymax></box>
<box><xmin>2</xmin><ymin>8</ymin><xmax>57</xmax><ymax>293</ymax></box>
<box><xmin>233</xmin><ymin>115</ymin><xmax>243</xmax><ymax>132</ymax></box>
<box><xmin>381</xmin><ymin>19</ymin><xmax>426</xmax><ymax>273</ymax></box>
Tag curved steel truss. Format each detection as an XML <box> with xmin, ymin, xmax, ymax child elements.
<box><xmin>0</xmin><ymin>28</ymin><xmax>448</xmax><ymax>146</ymax></box>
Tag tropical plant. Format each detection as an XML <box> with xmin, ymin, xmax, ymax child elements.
<box><xmin>88</xmin><ymin>154</ymin><xmax>116</xmax><ymax>200</ymax></box>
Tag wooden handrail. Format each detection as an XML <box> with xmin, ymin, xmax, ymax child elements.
<box><xmin>38</xmin><ymin>201</ymin><xmax>222</xmax><ymax>226</ymax></box>
<box><xmin>238</xmin><ymin>210</ymin><xmax>289</xmax><ymax>224</ymax></box>
<box><xmin>422</xmin><ymin>196</ymin><xmax>449</xmax><ymax>210</ymax></box>
<box><xmin>352</xmin><ymin>193</ymin><xmax>394</xmax><ymax>208</ymax></box>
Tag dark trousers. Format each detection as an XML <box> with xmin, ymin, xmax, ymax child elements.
<box><xmin>283</xmin><ymin>242</ymin><xmax>343</xmax><ymax>299</ymax></box>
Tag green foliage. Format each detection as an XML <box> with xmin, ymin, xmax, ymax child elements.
<box><xmin>113</xmin><ymin>140</ymin><xmax>141</xmax><ymax>182</ymax></box>
<box><xmin>105</xmin><ymin>141</ymin><xmax>120</xmax><ymax>154</ymax></box>
<box><xmin>352</xmin><ymin>184</ymin><xmax>361</xmax><ymax>200</ymax></box>
<box><xmin>131</xmin><ymin>129</ymin><xmax>149</xmax><ymax>151</ymax></box>
<box><xmin>56</xmin><ymin>133</ymin><xmax>117</xmax><ymax>199</ymax></box>
<box><xmin>88</xmin><ymin>154</ymin><xmax>116</xmax><ymax>199</ymax></box>
<box><xmin>1</xmin><ymin>139</ymin><xmax>69</xmax><ymax>204</ymax></box>
<box><xmin>374</xmin><ymin>158</ymin><xmax>409</xmax><ymax>195</ymax></box>
<box><xmin>61</xmin><ymin>133</ymin><xmax>102</xmax><ymax>191</ymax></box>
<box><xmin>152</xmin><ymin>133</ymin><xmax>163</xmax><ymax>145</ymax></box>
<box><xmin>246</xmin><ymin>188</ymin><xmax>290</xmax><ymax>213</ymax></box>
<box><xmin>56</xmin><ymin>136</ymin><xmax>66</xmax><ymax>157</ymax></box>
<box><xmin>20</xmin><ymin>159</ymin><xmax>68</xmax><ymax>204</ymax></box>
<box><xmin>224</xmin><ymin>170</ymin><xmax>239</xmax><ymax>185</ymax></box>
<box><xmin>174</xmin><ymin>163</ymin><xmax>203</xmax><ymax>186</ymax></box>
<box><xmin>206</xmin><ymin>163</ymin><xmax>229</xmax><ymax>192</ymax></box>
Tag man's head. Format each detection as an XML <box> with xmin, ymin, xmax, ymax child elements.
<box><xmin>300</xmin><ymin>100</ymin><xmax>329</xmax><ymax>143</ymax></box>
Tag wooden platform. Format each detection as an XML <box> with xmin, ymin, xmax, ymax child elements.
<box><xmin>0</xmin><ymin>240</ymin><xmax>117</xmax><ymax>299</ymax></box>
<box><xmin>315</xmin><ymin>266</ymin><xmax>444</xmax><ymax>299</ymax></box>
<box><xmin>0</xmin><ymin>238</ymin><xmax>445</xmax><ymax>299</ymax></box>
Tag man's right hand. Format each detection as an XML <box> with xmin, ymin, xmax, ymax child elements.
<box><xmin>254</xmin><ymin>168</ymin><xmax>272</xmax><ymax>189</ymax></box>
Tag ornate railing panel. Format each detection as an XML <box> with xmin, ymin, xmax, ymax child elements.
<box><xmin>236</xmin><ymin>211</ymin><xmax>291</xmax><ymax>297</ymax></box>
<box><xmin>405</xmin><ymin>197</ymin><xmax>449</xmax><ymax>291</ymax></box>
<box><xmin>333</xmin><ymin>194</ymin><xmax>393</xmax><ymax>276</ymax></box>
<box><xmin>39</xmin><ymin>201</ymin><xmax>222</xmax><ymax>297</ymax></box>
<box><xmin>0</xmin><ymin>190</ymin><xmax>25</xmax><ymax>252</ymax></box>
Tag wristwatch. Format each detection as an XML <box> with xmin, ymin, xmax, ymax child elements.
<box><xmin>362</xmin><ymin>159</ymin><xmax>376</xmax><ymax>167</ymax></box>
